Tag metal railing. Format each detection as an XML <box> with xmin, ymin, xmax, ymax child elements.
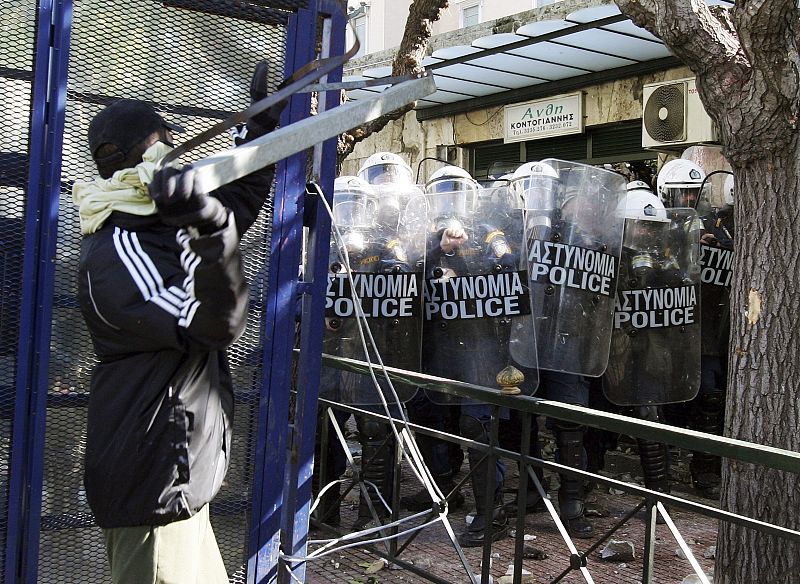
<box><xmin>308</xmin><ymin>352</ymin><xmax>800</xmax><ymax>584</ymax></box>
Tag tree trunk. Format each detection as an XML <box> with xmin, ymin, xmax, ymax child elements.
<box><xmin>717</xmin><ymin>144</ymin><xmax>800</xmax><ymax>584</ymax></box>
<box><xmin>336</xmin><ymin>0</ymin><xmax>449</xmax><ymax>165</ymax></box>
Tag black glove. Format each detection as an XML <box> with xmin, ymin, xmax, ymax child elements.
<box><xmin>247</xmin><ymin>59</ymin><xmax>290</xmax><ymax>135</ymax></box>
<box><xmin>148</xmin><ymin>165</ymin><xmax>227</xmax><ymax>233</ymax></box>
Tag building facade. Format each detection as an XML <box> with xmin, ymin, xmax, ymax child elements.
<box><xmin>341</xmin><ymin>0</ymin><xmax>730</xmax><ymax>185</ymax></box>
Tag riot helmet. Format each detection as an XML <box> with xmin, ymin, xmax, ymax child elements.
<box><xmin>723</xmin><ymin>174</ymin><xmax>734</xmax><ymax>207</ymax></box>
<box><xmin>426</xmin><ymin>165</ymin><xmax>479</xmax><ymax>196</ymax></box>
<box><xmin>332</xmin><ymin>176</ymin><xmax>377</xmax><ymax>229</ymax></box>
<box><xmin>656</xmin><ymin>159</ymin><xmax>708</xmax><ymax>208</ymax></box>
<box><xmin>626</xmin><ymin>180</ymin><xmax>654</xmax><ymax>195</ymax></box>
<box><xmin>357</xmin><ymin>152</ymin><xmax>414</xmax><ymax>186</ymax></box>
<box><xmin>424</xmin><ymin>165</ymin><xmax>478</xmax><ymax>220</ymax></box>
<box><xmin>486</xmin><ymin>172</ymin><xmax>520</xmax><ymax>211</ymax></box>
<box><xmin>510</xmin><ymin>161</ymin><xmax>561</xmax><ymax>212</ymax></box>
<box><xmin>617</xmin><ymin>190</ymin><xmax>670</xmax><ymax>274</ymax></box>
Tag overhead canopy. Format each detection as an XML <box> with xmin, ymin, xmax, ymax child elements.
<box><xmin>343</xmin><ymin>1</ymin><xmax>733</xmax><ymax>119</ymax></box>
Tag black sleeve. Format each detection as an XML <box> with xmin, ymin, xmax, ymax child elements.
<box><xmin>79</xmin><ymin>211</ymin><xmax>248</xmax><ymax>355</ymax></box>
<box><xmin>210</xmin><ymin>163</ymin><xmax>275</xmax><ymax>238</ymax></box>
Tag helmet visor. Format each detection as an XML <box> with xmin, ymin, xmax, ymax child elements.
<box><xmin>663</xmin><ymin>184</ymin><xmax>710</xmax><ymax>208</ymax></box>
<box><xmin>360</xmin><ymin>163</ymin><xmax>413</xmax><ymax>186</ymax></box>
<box><xmin>428</xmin><ymin>190</ymin><xmax>473</xmax><ymax>219</ymax></box>
<box><xmin>515</xmin><ymin>176</ymin><xmax>559</xmax><ymax>211</ymax></box>
<box><xmin>426</xmin><ymin>177</ymin><xmax>477</xmax><ymax>196</ymax></box>
<box><xmin>623</xmin><ymin>218</ymin><xmax>666</xmax><ymax>252</ymax></box>
<box><xmin>333</xmin><ymin>196</ymin><xmax>375</xmax><ymax>228</ymax></box>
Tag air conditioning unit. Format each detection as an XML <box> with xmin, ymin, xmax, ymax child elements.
<box><xmin>642</xmin><ymin>77</ymin><xmax>718</xmax><ymax>150</ymax></box>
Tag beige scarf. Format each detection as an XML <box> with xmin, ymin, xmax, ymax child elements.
<box><xmin>72</xmin><ymin>142</ymin><xmax>174</xmax><ymax>235</ymax></box>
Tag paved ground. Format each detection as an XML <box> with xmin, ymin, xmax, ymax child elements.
<box><xmin>305</xmin><ymin>433</ymin><xmax>719</xmax><ymax>584</ymax></box>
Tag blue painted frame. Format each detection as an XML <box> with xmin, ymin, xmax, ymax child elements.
<box><xmin>5</xmin><ymin>0</ymin><xmax>73</xmax><ymax>582</ymax></box>
<box><xmin>248</xmin><ymin>1</ymin><xmax>346</xmax><ymax>582</ymax></box>
<box><xmin>279</xmin><ymin>2</ymin><xmax>346</xmax><ymax>582</ymax></box>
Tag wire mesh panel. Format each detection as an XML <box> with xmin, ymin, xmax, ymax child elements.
<box><xmin>37</xmin><ymin>1</ymin><xmax>290</xmax><ymax>581</ymax></box>
<box><xmin>0</xmin><ymin>1</ymin><xmax>37</xmax><ymax>579</ymax></box>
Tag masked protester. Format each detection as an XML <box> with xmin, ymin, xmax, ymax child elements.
<box><xmin>73</xmin><ymin>63</ymin><xmax>284</xmax><ymax>584</ymax></box>
<box><xmin>604</xmin><ymin>186</ymin><xmax>701</xmax><ymax>503</ymax></box>
<box><xmin>418</xmin><ymin>165</ymin><xmax>525</xmax><ymax>547</ymax></box>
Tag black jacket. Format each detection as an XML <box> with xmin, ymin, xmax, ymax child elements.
<box><xmin>79</xmin><ymin>164</ymin><xmax>273</xmax><ymax>528</ymax></box>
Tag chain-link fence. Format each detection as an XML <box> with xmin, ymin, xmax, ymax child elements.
<box><xmin>0</xmin><ymin>0</ymin><xmax>314</xmax><ymax>580</ymax></box>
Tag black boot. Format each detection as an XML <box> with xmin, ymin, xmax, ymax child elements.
<box><xmin>354</xmin><ymin>420</ymin><xmax>395</xmax><ymax>530</ymax></box>
<box><xmin>401</xmin><ymin>480</ymin><xmax>465</xmax><ymax>512</ymax></box>
<box><xmin>690</xmin><ymin>389</ymin><xmax>724</xmax><ymax>499</ymax></box>
<box><xmin>401</xmin><ymin>433</ymin><xmax>464</xmax><ymax>511</ymax></box>
<box><xmin>458</xmin><ymin>451</ymin><xmax>508</xmax><ymax>547</ymax></box>
<box><xmin>505</xmin><ymin>456</ymin><xmax>548</xmax><ymax>517</ymax></box>
<box><xmin>457</xmin><ymin>414</ymin><xmax>507</xmax><ymax>548</ymax></box>
<box><xmin>556</xmin><ymin>428</ymin><xmax>593</xmax><ymax>539</ymax></box>
<box><xmin>690</xmin><ymin>452</ymin><xmax>721</xmax><ymax>499</ymax></box>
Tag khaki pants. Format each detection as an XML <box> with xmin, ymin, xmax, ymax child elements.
<box><xmin>103</xmin><ymin>505</ymin><xmax>228</xmax><ymax>584</ymax></box>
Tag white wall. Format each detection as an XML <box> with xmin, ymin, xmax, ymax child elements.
<box><xmin>347</xmin><ymin>0</ymin><xmax>562</xmax><ymax>55</ymax></box>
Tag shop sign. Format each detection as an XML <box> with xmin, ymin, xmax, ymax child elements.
<box><xmin>503</xmin><ymin>93</ymin><xmax>584</xmax><ymax>143</ymax></box>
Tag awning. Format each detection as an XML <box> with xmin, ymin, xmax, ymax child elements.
<box><xmin>343</xmin><ymin>1</ymin><xmax>733</xmax><ymax>119</ymax></box>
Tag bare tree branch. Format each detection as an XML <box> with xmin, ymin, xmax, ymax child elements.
<box><xmin>337</xmin><ymin>0</ymin><xmax>449</xmax><ymax>165</ymax></box>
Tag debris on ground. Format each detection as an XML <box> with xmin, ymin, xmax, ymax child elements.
<box><xmin>600</xmin><ymin>539</ymin><xmax>636</xmax><ymax>561</ymax></box>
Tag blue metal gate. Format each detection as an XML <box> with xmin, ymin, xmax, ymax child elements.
<box><xmin>0</xmin><ymin>0</ymin><xmax>343</xmax><ymax>581</ymax></box>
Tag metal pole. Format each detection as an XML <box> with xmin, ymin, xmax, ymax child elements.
<box><xmin>641</xmin><ymin>498</ymin><xmax>657</xmax><ymax>584</ymax></box>
<box><xmin>247</xmin><ymin>4</ymin><xmax>317</xmax><ymax>582</ymax></box>
<box><xmin>278</xmin><ymin>0</ymin><xmax>346</xmax><ymax>580</ymax></box>
<box><xmin>480</xmin><ymin>406</ymin><xmax>501</xmax><ymax>583</ymax></box>
<box><xmin>5</xmin><ymin>1</ymin><xmax>72</xmax><ymax>582</ymax></box>
<box><xmin>512</xmin><ymin>413</ymin><xmax>532</xmax><ymax>584</ymax></box>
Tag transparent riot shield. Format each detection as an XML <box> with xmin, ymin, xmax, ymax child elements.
<box><xmin>509</xmin><ymin>159</ymin><xmax>626</xmax><ymax>377</ymax></box>
<box><xmin>322</xmin><ymin>185</ymin><xmax>421</xmax><ymax>405</ymax></box>
<box><xmin>419</xmin><ymin>187</ymin><xmax>538</xmax><ymax>404</ymax></box>
<box><xmin>698</xmin><ymin>204</ymin><xmax>734</xmax><ymax>360</ymax></box>
<box><xmin>603</xmin><ymin>208</ymin><xmax>702</xmax><ymax>406</ymax></box>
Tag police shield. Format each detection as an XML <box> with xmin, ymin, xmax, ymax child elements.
<box><xmin>322</xmin><ymin>178</ymin><xmax>421</xmax><ymax>405</ymax></box>
<box><xmin>603</xmin><ymin>207</ymin><xmax>702</xmax><ymax>406</ymax></box>
<box><xmin>419</xmin><ymin>185</ymin><xmax>538</xmax><ymax>404</ymax></box>
<box><xmin>509</xmin><ymin>159</ymin><xmax>626</xmax><ymax>377</ymax></box>
<box><xmin>698</xmin><ymin>206</ymin><xmax>733</xmax><ymax>360</ymax></box>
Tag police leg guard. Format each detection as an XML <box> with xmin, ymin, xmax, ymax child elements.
<box><xmin>690</xmin><ymin>389</ymin><xmax>724</xmax><ymax>499</ymax></box>
<box><xmin>635</xmin><ymin>406</ymin><xmax>671</xmax><ymax>494</ymax></box>
<box><xmin>554</xmin><ymin>423</ymin><xmax>594</xmax><ymax>539</ymax></box>
<box><xmin>504</xmin><ymin>414</ymin><xmax>547</xmax><ymax>517</ymax></box>
<box><xmin>354</xmin><ymin>418</ymin><xmax>395</xmax><ymax>528</ymax></box>
<box><xmin>458</xmin><ymin>413</ymin><xmax>507</xmax><ymax>547</ymax></box>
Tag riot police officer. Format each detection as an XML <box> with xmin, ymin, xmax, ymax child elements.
<box><xmin>419</xmin><ymin>165</ymin><xmax>518</xmax><ymax>547</ymax></box>
<box><xmin>508</xmin><ymin>160</ymin><xmax>628</xmax><ymax>539</ymax></box>
<box><xmin>690</xmin><ymin>172</ymin><xmax>734</xmax><ymax>498</ymax></box>
<box><xmin>319</xmin><ymin>175</ymin><xmax>419</xmax><ymax>529</ymax></box>
<box><xmin>605</xmin><ymin>186</ymin><xmax>702</xmax><ymax>499</ymax></box>
<box><xmin>656</xmin><ymin>159</ymin><xmax>708</xmax><ymax>208</ymax></box>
